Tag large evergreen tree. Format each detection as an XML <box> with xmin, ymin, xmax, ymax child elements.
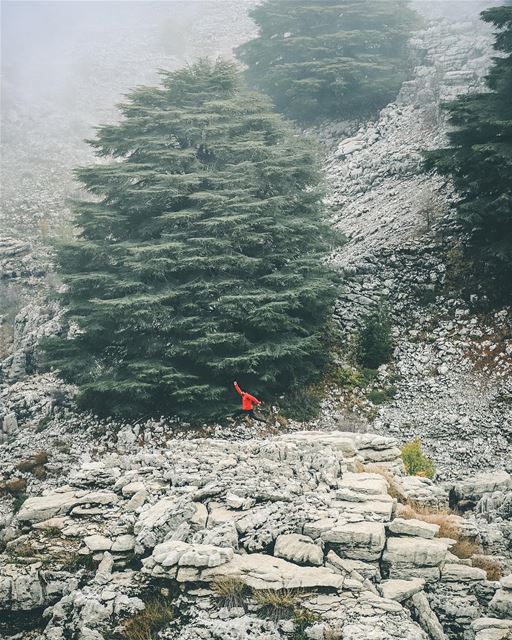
<box><xmin>45</xmin><ymin>59</ymin><xmax>338</xmax><ymax>421</ymax></box>
<box><xmin>425</xmin><ymin>6</ymin><xmax>512</xmax><ymax>300</ymax></box>
<box><xmin>236</xmin><ymin>0</ymin><xmax>418</xmax><ymax>123</ymax></box>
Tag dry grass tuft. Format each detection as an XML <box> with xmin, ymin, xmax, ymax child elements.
<box><xmin>471</xmin><ymin>556</ymin><xmax>504</xmax><ymax>581</ymax></box>
<box><xmin>450</xmin><ymin>538</ymin><xmax>481</xmax><ymax>560</ymax></box>
<box><xmin>17</xmin><ymin>451</ymin><xmax>49</xmax><ymax>477</ymax></box>
<box><xmin>324</xmin><ymin>628</ymin><xmax>343</xmax><ymax>640</ymax></box>
<box><xmin>211</xmin><ymin>576</ymin><xmax>247</xmax><ymax>608</ymax></box>
<box><xmin>365</xmin><ymin>465</ymin><xmax>408</xmax><ymax>502</ymax></box>
<box><xmin>0</xmin><ymin>477</ymin><xmax>27</xmax><ymax>495</ymax></box>
<box><xmin>253</xmin><ymin>589</ymin><xmax>298</xmax><ymax>620</ymax></box>
<box><xmin>396</xmin><ymin>503</ymin><xmax>481</xmax><ymax>559</ymax></box>
<box><xmin>121</xmin><ymin>597</ymin><xmax>174</xmax><ymax>640</ymax></box>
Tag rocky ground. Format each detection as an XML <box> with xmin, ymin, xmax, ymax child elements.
<box><xmin>1</xmin><ymin>429</ymin><xmax>511</xmax><ymax>639</ymax></box>
<box><xmin>1</xmin><ymin>1</ymin><xmax>511</xmax><ymax>639</ymax></box>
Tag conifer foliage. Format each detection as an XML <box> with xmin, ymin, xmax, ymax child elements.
<box><xmin>425</xmin><ymin>6</ymin><xmax>512</xmax><ymax>300</ymax></box>
<box><xmin>45</xmin><ymin>60</ymin><xmax>337</xmax><ymax>420</ymax></box>
<box><xmin>236</xmin><ymin>0</ymin><xmax>418</xmax><ymax>122</ymax></box>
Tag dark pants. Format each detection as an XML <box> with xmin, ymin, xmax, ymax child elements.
<box><xmin>232</xmin><ymin>409</ymin><xmax>266</xmax><ymax>424</ymax></box>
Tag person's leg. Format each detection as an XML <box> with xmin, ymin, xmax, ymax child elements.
<box><xmin>232</xmin><ymin>409</ymin><xmax>246</xmax><ymax>418</ymax></box>
<box><xmin>250</xmin><ymin>409</ymin><xmax>267</xmax><ymax>424</ymax></box>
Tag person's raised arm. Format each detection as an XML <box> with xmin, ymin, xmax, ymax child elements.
<box><xmin>233</xmin><ymin>381</ymin><xmax>243</xmax><ymax>396</ymax></box>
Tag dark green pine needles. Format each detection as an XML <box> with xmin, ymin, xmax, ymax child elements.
<box><xmin>45</xmin><ymin>59</ymin><xmax>338</xmax><ymax>421</ymax></box>
<box><xmin>425</xmin><ymin>6</ymin><xmax>512</xmax><ymax>301</ymax></box>
<box><xmin>236</xmin><ymin>0</ymin><xmax>419</xmax><ymax>123</ymax></box>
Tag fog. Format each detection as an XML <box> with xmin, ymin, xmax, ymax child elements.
<box><xmin>0</xmin><ymin>0</ymin><xmax>496</xmax><ymax>236</ymax></box>
<box><xmin>2</xmin><ymin>2</ymin><xmax>208</xmax><ymax>125</ymax></box>
<box><xmin>0</xmin><ymin>0</ymin><xmax>256</xmax><ymax>235</ymax></box>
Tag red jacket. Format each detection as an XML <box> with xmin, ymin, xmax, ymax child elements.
<box><xmin>234</xmin><ymin>382</ymin><xmax>260</xmax><ymax>410</ymax></box>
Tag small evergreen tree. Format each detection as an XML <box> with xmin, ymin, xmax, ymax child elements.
<box><xmin>356</xmin><ymin>303</ymin><xmax>393</xmax><ymax>369</ymax></box>
<box><xmin>236</xmin><ymin>0</ymin><xmax>419</xmax><ymax>123</ymax></box>
<box><xmin>424</xmin><ymin>6</ymin><xmax>512</xmax><ymax>301</ymax></box>
<box><xmin>44</xmin><ymin>59</ymin><xmax>338</xmax><ymax>421</ymax></box>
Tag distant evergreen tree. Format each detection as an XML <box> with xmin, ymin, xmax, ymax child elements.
<box><xmin>424</xmin><ymin>6</ymin><xmax>512</xmax><ymax>300</ymax></box>
<box><xmin>236</xmin><ymin>0</ymin><xmax>419</xmax><ymax>123</ymax></box>
<box><xmin>44</xmin><ymin>59</ymin><xmax>338</xmax><ymax>421</ymax></box>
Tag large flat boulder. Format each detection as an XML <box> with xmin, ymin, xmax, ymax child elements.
<box><xmin>134</xmin><ymin>497</ymin><xmax>198</xmax><ymax>550</ymax></box>
<box><xmin>471</xmin><ymin>618</ymin><xmax>512</xmax><ymax>640</ymax></box>
<box><xmin>331</xmin><ymin>496</ymin><xmax>394</xmax><ymax>521</ymax></box>
<box><xmin>148</xmin><ymin>540</ymin><xmax>234</xmax><ymax>570</ymax></box>
<box><xmin>441</xmin><ymin>564</ymin><xmax>487</xmax><ymax>582</ymax></box>
<box><xmin>379</xmin><ymin>578</ymin><xmax>425</xmax><ymax>602</ymax></box>
<box><xmin>321</xmin><ymin>521</ymin><xmax>386</xmax><ymax>561</ymax></box>
<box><xmin>17</xmin><ymin>490</ymin><xmax>118</xmax><ymax>523</ymax></box>
<box><xmin>387</xmin><ymin>518</ymin><xmax>439</xmax><ymax>539</ymax></box>
<box><xmin>383</xmin><ymin>537</ymin><xmax>450</xmax><ymax>567</ymax></box>
<box><xmin>449</xmin><ymin>471</ymin><xmax>512</xmax><ymax>504</ymax></box>
<box><xmin>183</xmin><ymin>553</ymin><xmax>345</xmax><ymax>591</ymax></box>
<box><xmin>338</xmin><ymin>472</ymin><xmax>389</xmax><ymax>496</ymax></box>
<box><xmin>274</xmin><ymin>533</ymin><xmax>323</xmax><ymax>566</ymax></box>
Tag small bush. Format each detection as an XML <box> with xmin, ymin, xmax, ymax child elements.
<box><xmin>356</xmin><ymin>305</ymin><xmax>394</xmax><ymax>370</ymax></box>
<box><xmin>279</xmin><ymin>387</ymin><xmax>321</xmax><ymax>422</ymax></box>
<box><xmin>337</xmin><ymin>367</ymin><xmax>363</xmax><ymax>389</ymax></box>
<box><xmin>120</xmin><ymin>596</ymin><xmax>174</xmax><ymax>640</ymax></box>
<box><xmin>12</xmin><ymin>542</ymin><xmax>38</xmax><ymax>558</ymax></box>
<box><xmin>401</xmin><ymin>438</ymin><xmax>436</xmax><ymax>479</ymax></box>
<box><xmin>367</xmin><ymin>386</ymin><xmax>397</xmax><ymax>405</ymax></box>
<box><xmin>471</xmin><ymin>555</ymin><xmax>504</xmax><ymax>581</ymax></box>
<box><xmin>211</xmin><ymin>577</ymin><xmax>248</xmax><ymax>608</ymax></box>
<box><xmin>254</xmin><ymin>589</ymin><xmax>297</xmax><ymax>620</ymax></box>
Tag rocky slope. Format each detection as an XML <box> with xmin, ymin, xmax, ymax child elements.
<box><xmin>311</xmin><ymin>0</ymin><xmax>512</xmax><ymax>479</ymax></box>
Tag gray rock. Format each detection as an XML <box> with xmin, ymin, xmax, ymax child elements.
<box><xmin>379</xmin><ymin>578</ymin><xmax>425</xmax><ymax>602</ymax></box>
<box><xmin>274</xmin><ymin>533</ymin><xmax>323</xmax><ymax>566</ymax></box>
<box><xmin>387</xmin><ymin>517</ymin><xmax>439</xmax><ymax>539</ymax></box>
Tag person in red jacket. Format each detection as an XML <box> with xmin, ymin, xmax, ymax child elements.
<box><xmin>233</xmin><ymin>381</ymin><xmax>266</xmax><ymax>423</ymax></box>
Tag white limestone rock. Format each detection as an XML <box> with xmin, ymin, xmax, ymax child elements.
<box><xmin>387</xmin><ymin>517</ymin><xmax>439</xmax><ymax>539</ymax></box>
<box><xmin>383</xmin><ymin>536</ymin><xmax>450</xmax><ymax>567</ymax></box>
<box><xmin>320</xmin><ymin>520</ymin><xmax>386</xmax><ymax>561</ymax></box>
<box><xmin>194</xmin><ymin>552</ymin><xmax>345</xmax><ymax>591</ymax></box>
<box><xmin>410</xmin><ymin>590</ymin><xmax>447</xmax><ymax>640</ymax></box>
<box><xmin>274</xmin><ymin>533</ymin><xmax>323</xmax><ymax>566</ymax></box>
<box><xmin>134</xmin><ymin>497</ymin><xmax>197</xmax><ymax>550</ymax></box>
<box><xmin>489</xmin><ymin>586</ymin><xmax>512</xmax><ymax>619</ymax></box>
<box><xmin>17</xmin><ymin>490</ymin><xmax>118</xmax><ymax>523</ymax></box>
<box><xmin>471</xmin><ymin>617</ymin><xmax>512</xmax><ymax>640</ymax></box>
<box><xmin>84</xmin><ymin>535</ymin><xmax>113</xmax><ymax>553</ymax></box>
<box><xmin>111</xmin><ymin>535</ymin><xmax>136</xmax><ymax>553</ymax></box>
<box><xmin>441</xmin><ymin>563</ymin><xmax>487</xmax><ymax>582</ymax></box>
<box><xmin>147</xmin><ymin>540</ymin><xmax>233</xmax><ymax>573</ymax></box>
<box><xmin>379</xmin><ymin>578</ymin><xmax>425</xmax><ymax>602</ymax></box>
